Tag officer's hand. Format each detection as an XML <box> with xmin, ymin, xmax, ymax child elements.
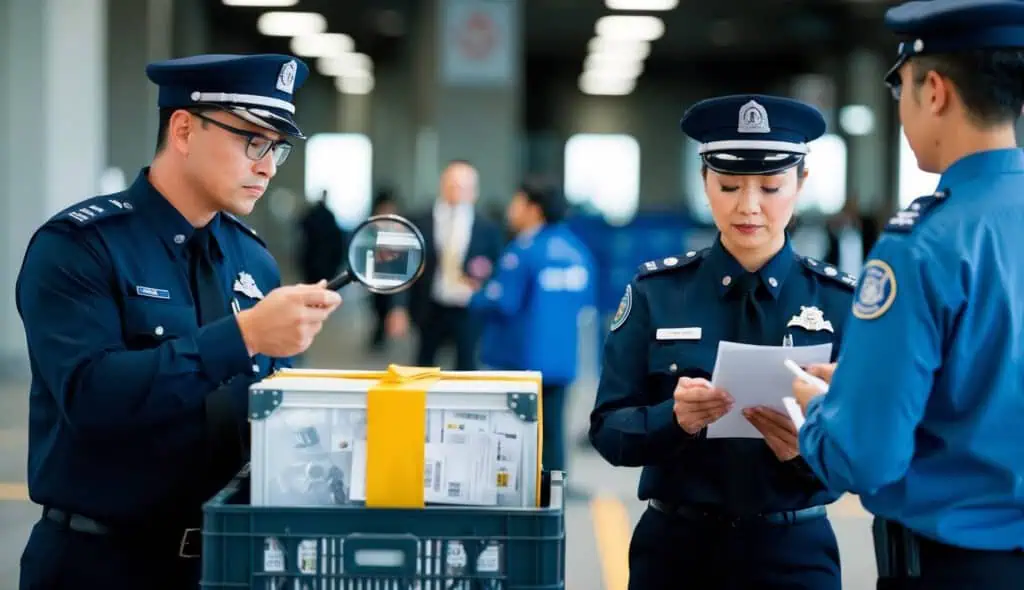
<box><xmin>743</xmin><ymin>407</ymin><xmax>799</xmax><ymax>461</ymax></box>
<box><xmin>792</xmin><ymin>362</ymin><xmax>836</xmax><ymax>413</ymax></box>
<box><xmin>237</xmin><ymin>280</ymin><xmax>343</xmax><ymax>357</ymax></box>
<box><xmin>672</xmin><ymin>377</ymin><xmax>734</xmax><ymax>435</ymax></box>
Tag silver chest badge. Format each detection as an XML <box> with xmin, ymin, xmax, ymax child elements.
<box><xmin>786</xmin><ymin>305</ymin><xmax>833</xmax><ymax>333</ymax></box>
<box><xmin>233</xmin><ymin>271</ymin><xmax>264</xmax><ymax>300</ymax></box>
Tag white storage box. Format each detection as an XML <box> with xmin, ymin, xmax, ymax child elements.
<box><xmin>248</xmin><ymin>366</ymin><xmax>542</xmax><ymax>509</ymax></box>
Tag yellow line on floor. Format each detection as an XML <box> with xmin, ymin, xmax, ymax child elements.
<box><xmin>0</xmin><ymin>482</ymin><xmax>28</xmax><ymax>501</ymax></box>
<box><xmin>590</xmin><ymin>494</ymin><xmax>631</xmax><ymax>590</ymax></box>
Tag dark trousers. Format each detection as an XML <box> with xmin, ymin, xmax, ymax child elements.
<box><xmin>20</xmin><ymin>517</ymin><xmax>200</xmax><ymax>589</ymax></box>
<box><xmin>876</xmin><ymin>522</ymin><xmax>1024</xmax><ymax>590</ymax></box>
<box><xmin>628</xmin><ymin>506</ymin><xmax>840</xmax><ymax>590</ymax></box>
<box><xmin>416</xmin><ymin>303</ymin><xmax>479</xmax><ymax>370</ymax></box>
<box><xmin>542</xmin><ymin>384</ymin><xmax>567</xmax><ymax>473</ymax></box>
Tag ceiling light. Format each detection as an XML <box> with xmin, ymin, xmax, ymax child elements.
<box><xmin>223</xmin><ymin>0</ymin><xmax>298</xmax><ymax>6</ymax></box>
<box><xmin>839</xmin><ymin>104</ymin><xmax>876</xmax><ymax>136</ymax></box>
<box><xmin>336</xmin><ymin>72</ymin><xmax>375</xmax><ymax>95</ymax></box>
<box><xmin>578</xmin><ymin>72</ymin><xmax>636</xmax><ymax>95</ymax></box>
<box><xmin>256</xmin><ymin>12</ymin><xmax>327</xmax><ymax>37</ymax></box>
<box><xmin>290</xmin><ymin>33</ymin><xmax>355</xmax><ymax>58</ymax></box>
<box><xmin>605</xmin><ymin>0</ymin><xmax>678</xmax><ymax>9</ymax></box>
<box><xmin>317</xmin><ymin>53</ymin><xmax>373</xmax><ymax>77</ymax></box>
<box><xmin>587</xmin><ymin>37</ymin><xmax>651</xmax><ymax>60</ymax></box>
<box><xmin>584</xmin><ymin>55</ymin><xmax>644</xmax><ymax>78</ymax></box>
<box><xmin>595</xmin><ymin>15</ymin><xmax>664</xmax><ymax>41</ymax></box>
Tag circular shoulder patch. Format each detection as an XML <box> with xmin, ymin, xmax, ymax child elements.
<box><xmin>610</xmin><ymin>284</ymin><xmax>633</xmax><ymax>331</ymax></box>
<box><xmin>852</xmin><ymin>259</ymin><xmax>897</xmax><ymax>320</ymax></box>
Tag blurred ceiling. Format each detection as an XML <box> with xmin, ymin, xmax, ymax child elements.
<box><xmin>205</xmin><ymin>0</ymin><xmax>902</xmax><ymax>66</ymax></box>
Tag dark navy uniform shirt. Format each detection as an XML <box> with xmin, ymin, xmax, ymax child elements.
<box><xmin>801</xmin><ymin>148</ymin><xmax>1024</xmax><ymax>550</ymax></box>
<box><xmin>590</xmin><ymin>237</ymin><xmax>856</xmax><ymax>515</ymax></box>
<box><xmin>16</xmin><ymin>168</ymin><xmax>288</xmax><ymax>528</ymax></box>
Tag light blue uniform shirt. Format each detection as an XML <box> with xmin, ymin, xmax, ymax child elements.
<box><xmin>800</xmin><ymin>148</ymin><xmax>1024</xmax><ymax>551</ymax></box>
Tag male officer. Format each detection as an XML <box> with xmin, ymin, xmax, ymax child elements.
<box><xmin>794</xmin><ymin>1</ymin><xmax>1024</xmax><ymax>588</ymax></box>
<box><xmin>16</xmin><ymin>54</ymin><xmax>342</xmax><ymax>589</ymax></box>
<box><xmin>469</xmin><ymin>183</ymin><xmax>595</xmax><ymax>473</ymax></box>
<box><xmin>591</xmin><ymin>94</ymin><xmax>856</xmax><ymax>589</ymax></box>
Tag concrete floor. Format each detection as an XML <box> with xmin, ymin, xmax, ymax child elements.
<box><xmin>0</xmin><ymin>289</ymin><xmax>879</xmax><ymax>588</ymax></box>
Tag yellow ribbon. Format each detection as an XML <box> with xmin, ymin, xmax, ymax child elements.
<box><xmin>264</xmin><ymin>364</ymin><xmax>543</xmax><ymax>508</ymax></box>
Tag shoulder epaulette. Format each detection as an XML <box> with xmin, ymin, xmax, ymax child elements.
<box><xmin>54</xmin><ymin>195</ymin><xmax>135</xmax><ymax>227</ymax></box>
<box><xmin>222</xmin><ymin>213</ymin><xmax>268</xmax><ymax>248</ymax></box>
<box><xmin>800</xmin><ymin>256</ymin><xmax>857</xmax><ymax>289</ymax></box>
<box><xmin>636</xmin><ymin>248</ymin><xmax>707</xmax><ymax>279</ymax></box>
<box><xmin>884</xmin><ymin>189</ymin><xmax>950</xmax><ymax>233</ymax></box>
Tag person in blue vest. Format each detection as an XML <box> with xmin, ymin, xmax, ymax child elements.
<box><xmin>792</xmin><ymin>1</ymin><xmax>1024</xmax><ymax>588</ymax></box>
<box><xmin>469</xmin><ymin>183</ymin><xmax>596</xmax><ymax>474</ymax></box>
<box><xmin>16</xmin><ymin>54</ymin><xmax>343</xmax><ymax>589</ymax></box>
<box><xmin>589</xmin><ymin>94</ymin><xmax>857</xmax><ymax>589</ymax></box>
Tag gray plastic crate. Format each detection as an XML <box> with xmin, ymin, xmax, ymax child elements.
<box><xmin>201</xmin><ymin>466</ymin><xmax>565</xmax><ymax>589</ymax></box>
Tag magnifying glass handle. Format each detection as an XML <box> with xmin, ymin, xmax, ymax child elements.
<box><xmin>326</xmin><ymin>269</ymin><xmax>353</xmax><ymax>291</ymax></box>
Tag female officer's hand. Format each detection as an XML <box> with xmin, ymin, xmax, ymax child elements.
<box><xmin>744</xmin><ymin>407</ymin><xmax>799</xmax><ymax>461</ymax></box>
<box><xmin>672</xmin><ymin>377</ymin><xmax>734</xmax><ymax>435</ymax></box>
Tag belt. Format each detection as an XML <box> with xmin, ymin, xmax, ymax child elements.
<box><xmin>649</xmin><ymin>499</ymin><xmax>827</xmax><ymax>526</ymax></box>
<box><xmin>42</xmin><ymin>506</ymin><xmax>202</xmax><ymax>559</ymax></box>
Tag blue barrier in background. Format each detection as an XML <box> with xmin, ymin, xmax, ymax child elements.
<box><xmin>565</xmin><ymin>212</ymin><xmax>694</xmax><ymax>316</ymax></box>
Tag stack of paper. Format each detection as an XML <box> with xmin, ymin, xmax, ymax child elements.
<box><xmin>707</xmin><ymin>341</ymin><xmax>831</xmax><ymax>439</ymax></box>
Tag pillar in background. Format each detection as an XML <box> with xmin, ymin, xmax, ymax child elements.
<box><xmin>0</xmin><ymin>0</ymin><xmax>107</xmax><ymax>377</ymax></box>
<box><xmin>409</xmin><ymin>0</ymin><xmax>523</xmax><ymax>208</ymax></box>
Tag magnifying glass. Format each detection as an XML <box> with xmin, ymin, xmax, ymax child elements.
<box><xmin>326</xmin><ymin>214</ymin><xmax>427</xmax><ymax>294</ymax></box>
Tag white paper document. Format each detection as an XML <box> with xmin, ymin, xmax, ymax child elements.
<box><xmin>707</xmin><ymin>341</ymin><xmax>831</xmax><ymax>439</ymax></box>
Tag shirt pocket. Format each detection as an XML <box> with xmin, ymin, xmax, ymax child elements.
<box><xmin>121</xmin><ymin>295</ymin><xmax>197</xmax><ymax>349</ymax></box>
<box><xmin>645</xmin><ymin>341</ymin><xmax>714</xmax><ymax>402</ymax></box>
<box><xmin>786</xmin><ymin>325</ymin><xmax>839</xmax><ymax>353</ymax></box>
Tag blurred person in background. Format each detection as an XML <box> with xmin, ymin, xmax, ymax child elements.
<box><xmin>297</xmin><ymin>189</ymin><xmax>347</xmax><ymax>285</ymax></box>
<box><xmin>794</xmin><ymin>1</ymin><xmax>1024</xmax><ymax>588</ymax></box>
<box><xmin>367</xmin><ymin>188</ymin><xmax>400</xmax><ymax>351</ymax></box>
<box><xmin>590</xmin><ymin>95</ymin><xmax>857</xmax><ymax>590</ymax></box>
<box><xmin>469</xmin><ymin>183</ymin><xmax>595</xmax><ymax>474</ymax></box>
<box><xmin>384</xmin><ymin>160</ymin><xmax>503</xmax><ymax>369</ymax></box>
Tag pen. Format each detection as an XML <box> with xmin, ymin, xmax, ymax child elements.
<box><xmin>783</xmin><ymin>358</ymin><xmax>829</xmax><ymax>393</ymax></box>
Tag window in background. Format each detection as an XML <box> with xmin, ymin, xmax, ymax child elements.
<box><xmin>304</xmin><ymin>133</ymin><xmax>373</xmax><ymax>230</ymax></box>
<box><xmin>564</xmin><ymin>133</ymin><xmax>640</xmax><ymax>225</ymax></box>
<box><xmin>898</xmin><ymin>126</ymin><xmax>940</xmax><ymax>208</ymax></box>
<box><xmin>683</xmin><ymin>134</ymin><xmax>848</xmax><ymax>219</ymax></box>
<box><xmin>799</xmin><ymin>134</ymin><xmax>847</xmax><ymax>215</ymax></box>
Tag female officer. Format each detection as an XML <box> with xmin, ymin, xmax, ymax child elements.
<box><xmin>588</xmin><ymin>94</ymin><xmax>857</xmax><ymax>590</ymax></box>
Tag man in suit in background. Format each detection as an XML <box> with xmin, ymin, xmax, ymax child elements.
<box><xmin>385</xmin><ymin>160</ymin><xmax>504</xmax><ymax>369</ymax></box>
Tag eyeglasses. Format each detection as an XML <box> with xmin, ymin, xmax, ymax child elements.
<box><xmin>193</xmin><ymin>112</ymin><xmax>293</xmax><ymax>166</ymax></box>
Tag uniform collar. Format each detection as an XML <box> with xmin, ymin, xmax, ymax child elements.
<box><xmin>706</xmin><ymin>234</ymin><xmax>794</xmax><ymax>299</ymax></box>
<box><xmin>129</xmin><ymin>167</ymin><xmax>225</xmax><ymax>259</ymax></box>
<box><xmin>938</xmin><ymin>148</ymin><xmax>1024</xmax><ymax>192</ymax></box>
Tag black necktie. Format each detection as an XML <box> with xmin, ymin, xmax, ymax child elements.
<box><xmin>734</xmin><ymin>272</ymin><xmax>766</xmax><ymax>345</ymax></box>
<box><xmin>188</xmin><ymin>228</ymin><xmax>227</xmax><ymax>326</ymax></box>
<box><xmin>727</xmin><ymin>271</ymin><xmax>767</xmax><ymax>515</ymax></box>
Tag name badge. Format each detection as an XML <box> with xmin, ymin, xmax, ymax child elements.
<box><xmin>656</xmin><ymin>327</ymin><xmax>701</xmax><ymax>341</ymax></box>
<box><xmin>135</xmin><ymin>285</ymin><xmax>170</xmax><ymax>300</ymax></box>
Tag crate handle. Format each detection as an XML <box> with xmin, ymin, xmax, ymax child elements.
<box><xmin>343</xmin><ymin>533</ymin><xmax>419</xmax><ymax>577</ymax></box>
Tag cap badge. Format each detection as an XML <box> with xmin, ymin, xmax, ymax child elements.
<box><xmin>276</xmin><ymin>60</ymin><xmax>297</xmax><ymax>94</ymax></box>
<box><xmin>737</xmin><ymin>100</ymin><xmax>770</xmax><ymax>134</ymax></box>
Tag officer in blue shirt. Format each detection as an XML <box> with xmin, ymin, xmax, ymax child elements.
<box><xmin>590</xmin><ymin>95</ymin><xmax>857</xmax><ymax>589</ymax></box>
<box><xmin>16</xmin><ymin>54</ymin><xmax>343</xmax><ymax>589</ymax></box>
<box><xmin>793</xmin><ymin>1</ymin><xmax>1024</xmax><ymax>588</ymax></box>
<box><xmin>470</xmin><ymin>183</ymin><xmax>595</xmax><ymax>473</ymax></box>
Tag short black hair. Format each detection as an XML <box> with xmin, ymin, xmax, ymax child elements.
<box><xmin>154</xmin><ymin>106</ymin><xmax>214</xmax><ymax>153</ymax></box>
<box><xmin>910</xmin><ymin>49</ymin><xmax>1024</xmax><ymax>128</ymax></box>
<box><xmin>519</xmin><ymin>182</ymin><xmax>568</xmax><ymax>224</ymax></box>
